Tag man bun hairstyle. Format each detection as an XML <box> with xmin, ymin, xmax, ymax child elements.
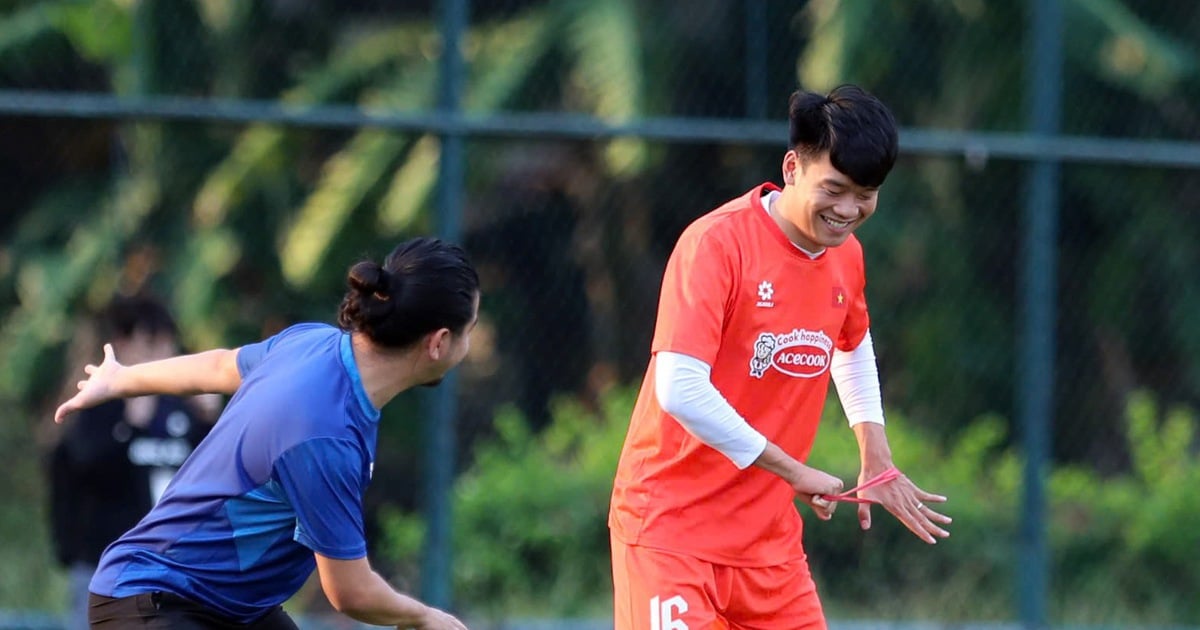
<box><xmin>788</xmin><ymin>84</ymin><xmax>899</xmax><ymax>188</ymax></box>
<box><xmin>337</xmin><ymin>237</ymin><xmax>480</xmax><ymax>349</ymax></box>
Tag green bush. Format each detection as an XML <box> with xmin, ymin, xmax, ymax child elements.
<box><xmin>0</xmin><ymin>416</ymin><xmax>67</xmax><ymax>614</ymax></box>
<box><xmin>379</xmin><ymin>390</ymin><xmax>633</xmax><ymax>618</ymax></box>
<box><xmin>379</xmin><ymin>388</ymin><xmax>1200</xmax><ymax>625</ymax></box>
<box><xmin>1044</xmin><ymin>393</ymin><xmax>1200</xmax><ymax>624</ymax></box>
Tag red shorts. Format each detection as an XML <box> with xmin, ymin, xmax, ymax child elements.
<box><xmin>611</xmin><ymin>534</ymin><xmax>826</xmax><ymax>630</ymax></box>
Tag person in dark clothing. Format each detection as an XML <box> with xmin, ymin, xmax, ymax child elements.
<box><xmin>48</xmin><ymin>295</ymin><xmax>213</xmax><ymax>630</ymax></box>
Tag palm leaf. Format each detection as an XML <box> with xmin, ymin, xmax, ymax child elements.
<box><xmin>172</xmin><ymin>228</ymin><xmax>242</xmax><ymax>350</ymax></box>
<box><xmin>1065</xmin><ymin>0</ymin><xmax>1198</xmax><ymax>98</ymax></box>
<box><xmin>52</xmin><ymin>0</ymin><xmax>131</xmax><ymax>63</ymax></box>
<box><xmin>377</xmin><ymin>134</ymin><xmax>440</xmax><ymax>235</ymax></box>
<box><xmin>0</xmin><ymin>175</ymin><xmax>159</xmax><ymax>398</ymax></box>
<box><xmin>377</xmin><ymin>8</ymin><xmax>556</xmax><ymax>235</ymax></box>
<box><xmin>798</xmin><ymin>0</ymin><xmax>882</xmax><ymax>91</ymax></box>
<box><xmin>193</xmin><ymin>22</ymin><xmax>433</xmax><ymax>228</ymax></box>
<box><xmin>280</xmin><ymin>130</ymin><xmax>410</xmax><ymax>288</ymax></box>
<box><xmin>278</xmin><ymin>57</ymin><xmax>440</xmax><ymax>288</ymax></box>
<box><xmin>562</xmin><ymin>0</ymin><xmax>646</xmax><ymax>175</ymax></box>
<box><xmin>0</xmin><ymin>1</ymin><xmax>59</xmax><ymax>58</ymax></box>
<box><xmin>465</xmin><ymin>9</ymin><xmax>553</xmax><ymax>115</ymax></box>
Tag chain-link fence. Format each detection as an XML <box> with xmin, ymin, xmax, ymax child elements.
<box><xmin>1</xmin><ymin>0</ymin><xmax>1198</xmax><ymax>628</ymax></box>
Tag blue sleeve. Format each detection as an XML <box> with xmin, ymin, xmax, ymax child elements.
<box><xmin>236</xmin><ymin>338</ymin><xmax>274</xmax><ymax>377</ymax></box>
<box><xmin>236</xmin><ymin>324</ymin><xmax>326</xmax><ymax>377</ymax></box>
<box><xmin>272</xmin><ymin>438</ymin><xmax>368</xmax><ymax>559</ymax></box>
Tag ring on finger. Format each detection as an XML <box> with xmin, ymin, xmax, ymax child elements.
<box><xmin>915</xmin><ymin>502</ymin><xmax>925</xmax><ymax>510</ymax></box>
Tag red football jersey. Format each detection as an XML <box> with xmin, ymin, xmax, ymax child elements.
<box><xmin>609</xmin><ymin>183</ymin><xmax>870</xmax><ymax>566</ymax></box>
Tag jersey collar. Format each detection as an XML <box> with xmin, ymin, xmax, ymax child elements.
<box><xmin>340</xmin><ymin>333</ymin><xmax>381</xmax><ymax>422</ymax></box>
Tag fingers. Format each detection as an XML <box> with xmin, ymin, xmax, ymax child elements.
<box><xmin>55</xmin><ymin>343</ymin><xmax>118</xmax><ymax>424</ymax></box>
<box><xmin>916</xmin><ymin>491</ymin><xmax>948</xmax><ymax>505</ymax></box>
<box><xmin>862</xmin><ymin>476</ymin><xmax>951</xmax><ymax>543</ymax></box>
<box><xmin>857</xmin><ymin>502</ymin><xmax>872</xmax><ymax>530</ymax></box>
<box><xmin>898</xmin><ymin>498</ymin><xmax>951</xmax><ymax>544</ymax></box>
<box><xmin>429</xmin><ymin>611</ymin><xmax>468</xmax><ymax>630</ymax></box>
<box><xmin>912</xmin><ymin>508</ymin><xmax>949</xmax><ymax>543</ymax></box>
<box><xmin>920</xmin><ymin>502</ymin><xmax>954</xmax><ymax>526</ymax></box>
<box><xmin>54</xmin><ymin>401</ymin><xmax>75</xmax><ymax>424</ymax></box>
<box><xmin>809</xmin><ymin>495</ymin><xmax>836</xmax><ymax>521</ymax></box>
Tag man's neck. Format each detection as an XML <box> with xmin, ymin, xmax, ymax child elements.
<box><xmin>763</xmin><ymin>190</ymin><xmax>824</xmax><ymax>258</ymax></box>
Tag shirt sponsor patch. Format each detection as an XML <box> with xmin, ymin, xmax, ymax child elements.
<box><xmin>749</xmin><ymin>328</ymin><xmax>834</xmax><ymax>379</ymax></box>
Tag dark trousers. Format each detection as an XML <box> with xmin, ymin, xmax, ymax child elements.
<box><xmin>88</xmin><ymin>592</ymin><xmax>299</xmax><ymax>629</ymax></box>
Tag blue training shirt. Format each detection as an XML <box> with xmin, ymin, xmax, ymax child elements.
<box><xmin>90</xmin><ymin>323</ymin><xmax>381</xmax><ymax>623</ymax></box>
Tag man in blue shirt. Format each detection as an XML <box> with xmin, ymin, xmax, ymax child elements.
<box><xmin>56</xmin><ymin>238</ymin><xmax>478</xmax><ymax>630</ymax></box>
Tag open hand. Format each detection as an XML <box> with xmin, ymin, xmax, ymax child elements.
<box><xmin>54</xmin><ymin>343</ymin><xmax>123</xmax><ymax>423</ymax></box>
<box><xmin>856</xmin><ymin>469</ymin><xmax>951</xmax><ymax>544</ymax></box>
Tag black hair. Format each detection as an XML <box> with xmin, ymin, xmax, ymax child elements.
<box><xmin>788</xmin><ymin>84</ymin><xmax>899</xmax><ymax>188</ymax></box>
<box><xmin>336</xmin><ymin>237</ymin><xmax>480</xmax><ymax>349</ymax></box>
<box><xmin>100</xmin><ymin>294</ymin><xmax>178</xmax><ymax>341</ymax></box>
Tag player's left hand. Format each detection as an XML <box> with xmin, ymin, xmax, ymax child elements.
<box><xmin>856</xmin><ymin>469</ymin><xmax>951</xmax><ymax>544</ymax></box>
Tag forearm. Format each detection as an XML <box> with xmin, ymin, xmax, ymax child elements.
<box><xmin>317</xmin><ymin>555</ymin><xmax>434</xmax><ymax>626</ymax></box>
<box><xmin>655</xmin><ymin>352</ymin><xmax>839</xmax><ymax>498</ymax></box>
<box><xmin>853</xmin><ymin>421</ymin><xmax>894</xmax><ymax>474</ymax></box>
<box><xmin>655</xmin><ymin>351</ymin><xmax>766</xmax><ymax>468</ymax></box>
<box><xmin>114</xmin><ymin>349</ymin><xmax>241</xmax><ymax>397</ymax></box>
<box><xmin>331</xmin><ymin>570</ymin><xmax>429</xmax><ymax>626</ymax></box>
<box><xmin>834</xmin><ymin>332</ymin><xmax>893</xmax><ymax>474</ymax></box>
<box><xmin>752</xmin><ymin>441</ymin><xmax>805</xmax><ymax>480</ymax></box>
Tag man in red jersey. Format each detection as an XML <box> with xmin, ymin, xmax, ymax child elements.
<box><xmin>609</xmin><ymin>84</ymin><xmax>953</xmax><ymax>629</ymax></box>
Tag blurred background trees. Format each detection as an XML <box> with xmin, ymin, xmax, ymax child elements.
<box><xmin>0</xmin><ymin>0</ymin><xmax>1197</xmax><ymax>624</ymax></box>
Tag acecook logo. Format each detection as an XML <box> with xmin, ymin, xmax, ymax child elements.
<box><xmin>749</xmin><ymin>328</ymin><xmax>834</xmax><ymax>379</ymax></box>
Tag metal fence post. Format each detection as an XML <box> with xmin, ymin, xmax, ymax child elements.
<box><xmin>422</xmin><ymin>0</ymin><xmax>469</xmax><ymax>612</ymax></box>
<box><xmin>744</xmin><ymin>0</ymin><xmax>768</xmax><ymax>120</ymax></box>
<box><xmin>1019</xmin><ymin>0</ymin><xmax>1063</xmax><ymax>627</ymax></box>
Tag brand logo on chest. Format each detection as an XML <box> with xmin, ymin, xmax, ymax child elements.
<box><xmin>749</xmin><ymin>328</ymin><xmax>834</xmax><ymax>379</ymax></box>
<box><xmin>756</xmin><ymin>280</ymin><xmax>775</xmax><ymax>308</ymax></box>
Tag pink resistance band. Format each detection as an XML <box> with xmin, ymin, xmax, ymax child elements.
<box><xmin>818</xmin><ymin>466</ymin><xmax>903</xmax><ymax>504</ymax></box>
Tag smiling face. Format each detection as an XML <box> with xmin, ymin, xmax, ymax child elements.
<box><xmin>776</xmin><ymin>150</ymin><xmax>879</xmax><ymax>251</ymax></box>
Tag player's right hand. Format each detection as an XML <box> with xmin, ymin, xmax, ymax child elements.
<box><xmin>407</xmin><ymin>605</ymin><xmax>468</xmax><ymax>630</ymax></box>
<box><xmin>54</xmin><ymin>343</ymin><xmax>123</xmax><ymax>423</ymax></box>
<box><xmin>788</xmin><ymin>464</ymin><xmax>844</xmax><ymax>521</ymax></box>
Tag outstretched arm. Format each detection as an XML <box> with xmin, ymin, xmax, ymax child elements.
<box><xmin>55</xmin><ymin>343</ymin><xmax>242</xmax><ymax>423</ymax></box>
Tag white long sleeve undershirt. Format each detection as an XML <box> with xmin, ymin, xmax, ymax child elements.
<box><xmin>829</xmin><ymin>331</ymin><xmax>886</xmax><ymax>427</ymax></box>
<box><xmin>655</xmin><ymin>332</ymin><xmax>885</xmax><ymax>469</ymax></box>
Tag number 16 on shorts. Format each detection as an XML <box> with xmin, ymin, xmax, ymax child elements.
<box><xmin>650</xmin><ymin>594</ymin><xmax>688</xmax><ymax>630</ymax></box>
